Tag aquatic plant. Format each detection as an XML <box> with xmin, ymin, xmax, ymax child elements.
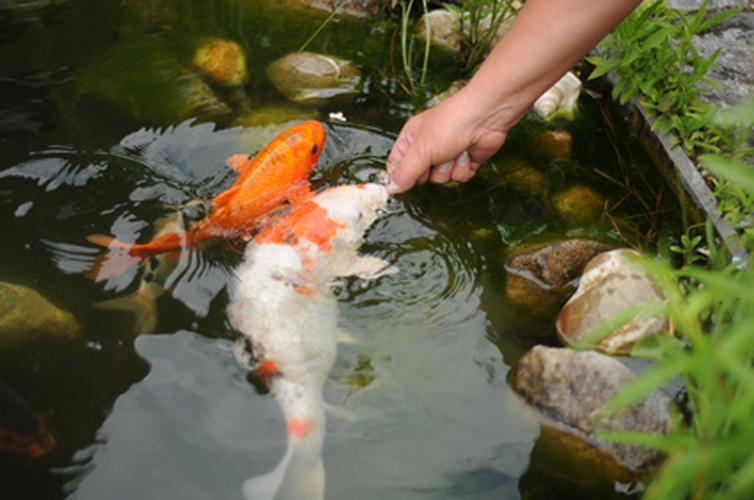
<box><xmin>593</xmin><ymin>101</ymin><xmax>754</xmax><ymax>499</ymax></box>
<box><xmin>399</xmin><ymin>0</ymin><xmax>431</xmax><ymax>93</ymax></box>
<box><xmin>445</xmin><ymin>0</ymin><xmax>517</xmax><ymax>71</ymax></box>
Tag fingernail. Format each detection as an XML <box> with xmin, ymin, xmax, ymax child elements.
<box><xmin>377</xmin><ymin>170</ymin><xmax>390</xmax><ymax>185</ymax></box>
<box><xmin>386</xmin><ymin>180</ymin><xmax>401</xmax><ymax>195</ymax></box>
<box><xmin>437</xmin><ymin>161</ymin><xmax>453</xmax><ymax>173</ymax></box>
<box><xmin>457</xmin><ymin>151</ymin><xmax>470</xmax><ymax>168</ymax></box>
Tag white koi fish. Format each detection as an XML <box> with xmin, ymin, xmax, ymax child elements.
<box><xmin>228</xmin><ymin>183</ymin><xmax>392</xmax><ymax>500</ymax></box>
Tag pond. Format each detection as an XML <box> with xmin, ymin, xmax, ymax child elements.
<box><xmin>0</xmin><ymin>1</ymin><xmax>679</xmax><ymax>499</ymax></box>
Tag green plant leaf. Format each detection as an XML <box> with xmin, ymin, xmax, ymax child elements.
<box><xmin>701</xmin><ymin>155</ymin><xmax>754</xmax><ymax>194</ymax></box>
<box><xmin>588</xmin><ymin>58</ymin><xmax>621</xmax><ymax>80</ymax></box>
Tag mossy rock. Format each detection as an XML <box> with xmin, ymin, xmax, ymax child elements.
<box><xmin>0</xmin><ymin>282</ymin><xmax>80</xmax><ymax>350</ymax></box>
<box><xmin>266</xmin><ymin>52</ymin><xmax>362</xmax><ymax>105</ymax></box>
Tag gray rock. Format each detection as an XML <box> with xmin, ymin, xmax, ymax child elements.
<box><xmin>510</xmin><ymin>346</ymin><xmax>672</xmax><ymax>477</ymax></box>
<box><xmin>292</xmin><ymin>0</ymin><xmax>381</xmax><ymax>17</ymax></box>
<box><xmin>0</xmin><ymin>282</ymin><xmax>80</xmax><ymax>350</ymax></box>
<box><xmin>557</xmin><ymin>249</ymin><xmax>669</xmax><ymax>355</ymax></box>
<box><xmin>266</xmin><ymin>52</ymin><xmax>362</xmax><ymax>105</ymax></box>
<box><xmin>415</xmin><ymin>9</ymin><xmax>463</xmax><ymax>53</ymax></box>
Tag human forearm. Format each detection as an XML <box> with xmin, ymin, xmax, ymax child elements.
<box><xmin>385</xmin><ymin>0</ymin><xmax>641</xmax><ymax>193</ymax></box>
<box><xmin>461</xmin><ymin>0</ymin><xmax>642</xmax><ymax>132</ymax></box>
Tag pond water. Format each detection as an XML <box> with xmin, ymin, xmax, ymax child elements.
<box><xmin>0</xmin><ymin>1</ymin><xmax>678</xmax><ymax>499</ymax></box>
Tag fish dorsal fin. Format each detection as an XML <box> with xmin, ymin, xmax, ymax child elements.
<box><xmin>226</xmin><ymin>154</ymin><xmax>254</xmax><ymax>173</ymax></box>
<box><xmin>211</xmin><ymin>186</ymin><xmax>241</xmax><ymax>208</ymax></box>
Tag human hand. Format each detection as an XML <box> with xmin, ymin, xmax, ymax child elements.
<box><xmin>385</xmin><ymin>90</ymin><xmax>509</xmax><ymax>194</ymax></box>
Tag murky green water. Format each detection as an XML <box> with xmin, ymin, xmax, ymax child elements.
<box><xmin>0</xmin><ymin>1</ymin><xmax>677</xmax><ymax>499</ymax></box>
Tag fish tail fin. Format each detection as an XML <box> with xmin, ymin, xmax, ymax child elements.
<box><xmin>85</xmin><ymin>232</ymin><xmax>186</xmax><ymax>281</ymax></box>
<box><xmin>243</xmin><ymin>443</ymin><xmax>325</xmax><ymax>500</ymax></box>
<box><xmin>242</xmin><ymin>442</ymin><xmax>293</xmax><ymax>500</ymax></box>
<box><xmin>85</xmin><ymin>239</ymin><xmax>142</xmax><ymax>281</ymax></box>
<box><xmin>94</xmin><ymin>291</ymin><xmax>158</xmax><ymax>334</ymax></box>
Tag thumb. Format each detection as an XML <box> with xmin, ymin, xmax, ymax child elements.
<box><xmin>386</xmin><ymin>139</ymin><xmax>431</xmax><ymax>194</ymax></box>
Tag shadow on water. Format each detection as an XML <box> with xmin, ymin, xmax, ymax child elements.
<box><xmin>0</xmin><ymin>1</ymin><xmax>680</xmax><ymax>499</ymax></box>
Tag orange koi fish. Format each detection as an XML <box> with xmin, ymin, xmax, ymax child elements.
<box><xmin>0</xmin><ymin>382</ymin><xmax>55</xmax><ymax>459</ymax></box>
<box><xmin>87</xmin><ymin>120</ymin><xmax>326</xmax><ymax>280</ymax></box>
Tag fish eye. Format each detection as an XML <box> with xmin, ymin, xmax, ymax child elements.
<box><xmin>311</xmin><ymin>144</ymin><xmax>318</xmax><ymax>155</ymax></box>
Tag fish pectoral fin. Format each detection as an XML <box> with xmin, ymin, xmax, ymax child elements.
<box><xmin>337</xmin><ymin>256</ymin><xmax>397</xmax><ymax>280</ymax></box>
<box><xmin>325</xmin><ymin>403</ymin><xmax>360</xmax><ymax>423</ymax></box>
<box><xmin>336</xmin><ymin>329</ymin><xmax>359</xmax><ymax>345</ymax></box>
<box><xmin>227</xmin><ymin>153</ymin><xmax>254</xmax><ymax>173</ymax></box>
<box><xmin>211</xmin><ymin>186</ymin><xmax>241</xmax><ymax>208</ymax></box>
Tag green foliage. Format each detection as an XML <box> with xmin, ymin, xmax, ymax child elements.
<box><xmin>603</xmin><ymin>101</ymin><xmax>754</xmax><ymax>499</ymax></box>
<box><xmin>586</xmin><ymin>0</ymin><xmax>740</xmax><ymax>156</ymax></box>
<box><xmin>587</xmin><ymin>0</ymin><xmax>753</xmax><ymax>249</ymax></box>
<box><xmin>445</xmin><ymin>0</ymin><xmax>517</xmax><ymax>71</ymax></box>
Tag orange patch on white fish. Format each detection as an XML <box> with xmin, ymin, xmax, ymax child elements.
<box><xmin>254</xmin><ymin>201</ymin><xmax>345</xmax><ymax>252</ymax></box>
<box><xmin>287</xmin><ymin>418</ymin><xmax>315</xmax><ymax>439</ymax></box>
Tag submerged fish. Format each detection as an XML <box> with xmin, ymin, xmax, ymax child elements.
<box><xmin>0</xmin><ymin>382</ymin><xmax>55</xmax><ymax>459</ymax></box>
<box><xmin>87</xmin><ymin>120</ymin><xmax>326</xmax><ymax>280</ymax></box>
<box><xmin>93</xmin><ymin>211</ymin><xmax>184</xmax><ymax>334</ymax></box>
<box><xmin>229</xmin><ymin>183</ymin><xmax>392</xmax><ymax>500</ymax></box>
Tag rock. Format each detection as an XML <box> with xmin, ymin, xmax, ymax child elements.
<box><xmin>293</xmin><ymin>0</ymin><xmax>381</xmax><ymax>17</ymax></box>
<box><xmin>505</xmin><ymin>239</ymin><xmax>613</xmax><ymax>315</ymax></box>
<box><xmin>233</xmin><ymin>105</ymin><xmax>320</xmax><ymax>128</ymax></box>
<box><xmin>510</xmin><ymin>346</ymin><xmax>671</xmax><ymax>479</ymax></box>
<box><xmin>531</xmin><ymin>130</ymin><xmax>572</xmax><ymax>160</ymax></box>
<box><xmin>424</xmin><ymin>79</ymin><xmax>467</xmax><ymax>109</ymax></box>
<box><xmin>551</xmin><ymin>185</ymin><xmax>605</xmax><ymax>224</ymax></box>
<box><xmin>266</xmin><ymin>51</ymin><xmax>362</xmax><ymax>105</ymax></box>
<box><xmin>415</xmin><ymin>9</ymin><xmax>462</xmax><ymax>53</ymax></box>
<box><xmin>192</xmin><ymin>38</ymin><xmax>248</xmax><ymax>87</ymax></box>
<box><xmin>533</xmin><ymin>71</ymin><xmax>582</xmax><ymax>120</ymax></box>
<box><xmin>415</xmin><ymin>8</ymin><xmax>519</xmax><ymax>54</ymax></box>
<box><xmin>78</xmin><ymin>34</ymin><xmax>231</xmax><ymax>123</ymax></box>
<box><xmin>118</xmin><ymin>0</ymin><xmax>182</xmax><ymax>36</ymax></box>
<box><xmin>557</xmin><ymin>249</ymin><xmax>669</xmax><ymax>355</ymax></box>
<box><xmin>0</xmin><ymin>282</ymin><xmax>80</xmax><ymax>350</ymax></box>
<box><xmin>507</xmin><ymin>239</ymin><xmax>615</xmax><ymax>290</ymax></box>
<box><xmin>481</xmin><ymin>158</ymin><xmax>548</xmax><ymax>197</ymax></box>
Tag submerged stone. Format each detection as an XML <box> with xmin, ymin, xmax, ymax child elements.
<box><xmin>486</xmin><ymin>158</ymin><xmax>548</xmax><ymax>197</ymax></box>
<box><xmin>0</xmin><ymin>282</ymin><xmax>80</xmax><ymax>350</ymax></box>
<box><xmin>293</xmin><ymin>0</ymin><xmax>381</xmax><ymax>17</ymax></box>
<box><xmin>551</xmin><ymin>185</ymin><xmax>605</xmax><ymax>225</ymax></box>
<box><xmin>415</xmin><ymin>8</ymin><xmax>519</xmax><ymax>55</ymax></box>
<box><xmin>531</xmin><ymin>130</ymin><xmax>572</xmax><ymax>160</ymax></box>
<box><xmin>424</xmin><ymin>79</ymin><xmax>467</xmax><ymax>109</ymax></box>
<box><xmin>233</xmin><ymin>105</ymin><xmax>320</xmax><ymax>128</ymax></box>
<box><xmin>192</xmin><ymin>38</ymin><xmax>249</xmax><ymax>88</ymax></box>
<box><xmin>415</xmin><ymin>9</ymin><xmax>462</xmax><ymax>53</ymax></box>
<box><xmin>556</xmin><ymin>249</ymin><xmax>669</xmax><ymax>355</ymax></box>
<box><xmin>504</xmin><ymin>239</ymin><xmax>613</xmax><ymax>315</ymax></box>
<box><xmin>266</xmin><ymin>52</ymin><xmax>362</xmax><ymax>105</ymax></box>
<box><xmin>77</xmin><ymin>34</ymin><xmax>231</xmax><ymax>123</ymax></box>
<box><xmin>510</xmin><ymin>346</ymin><xmax>671</xmax><ymax>480</ymax></box>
